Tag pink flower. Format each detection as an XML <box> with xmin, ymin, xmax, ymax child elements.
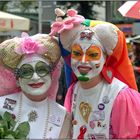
<box><xmin>15</xmin><ymin>32</ymin><xmax>46</xmax><ymax>55</ymax></box>
<box><xmin>21</xmin><ymin>38</ymin><xmax>39</xmax><ymax>54</ymax></box>
<box><xmin>50</xmin><ymin>9</ymin><xmax>85</xmax><ymax>36</ymax></box>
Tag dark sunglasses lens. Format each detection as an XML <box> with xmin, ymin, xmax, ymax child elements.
<box><xmin>36</xmin><ymin>61</ymin><xmax>50</xmax><ymax>77</ymax></box>
<box><xmin>19</xmin><ymin>64</ymin><xmax>34</xmax><ymax>79</ymax></box>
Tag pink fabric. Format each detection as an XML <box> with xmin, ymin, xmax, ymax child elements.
<box><xmin>47</xmin><ymin>61</ymin><xmax>62</xmax><ymax>100</ymax></box>
<box><xmin>64</xmin><ymin>83</ymin><xmax>75</xmax><ymax>113</ymax></box>
<box><xmin>111</xmin><ymin>87</ymin><xmax>140</xmax><ymax>138</ymax></box>
<box><xmin>64</xmin><ymin>84</ymin><xmax>140</xmax><ymax>138</ymax></box>
<box><xmin>0</xmin><ymin>64</ymin><xmax>19</xmax><ymax>96</ymax></box>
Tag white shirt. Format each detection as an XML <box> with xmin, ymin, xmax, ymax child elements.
<box><xmin>0</xmin><ymin>92</ymin><xmax>66</xmax><ymax>139</ymax></box>
<box><xmin>72</xmin><ymin>78</ymin><xmax>126</xmax><ymax>139</ymax></box>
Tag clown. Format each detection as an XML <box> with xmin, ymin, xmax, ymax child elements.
<box><xmin>50</xmin><ymin>8</ymin><xmax>140</xmax><ymax>139</ymax></box>
<box><xmin>0</xmin><ymin>33</ymin><xmax>71</xmax><ymax>139</ymax></box>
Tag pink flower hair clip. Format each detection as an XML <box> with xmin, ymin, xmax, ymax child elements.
<box><xmin>15</xmin><ymin>32</ymin><xmax>47</xmax><ymax>55</ymax></box>
<box><xmin>49</xmin><ymin>9</ymin><xmax>85</xmax><ymax>36</ymax></box>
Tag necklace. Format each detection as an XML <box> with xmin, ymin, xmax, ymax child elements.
<box><xmin>17</xmin><ymin>93</ymin><xmax>50</xmax><ymax>139</ymax></box>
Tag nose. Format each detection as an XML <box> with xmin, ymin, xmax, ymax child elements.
<box><xmin>81</xmin><ymin>54</ymin><xmax>86</xmax><ymax>63</ymax></box>
<box><xmin>31</xmin><ymin>72</ymin><xmax>40</xmax><ymax>80</ymax></box>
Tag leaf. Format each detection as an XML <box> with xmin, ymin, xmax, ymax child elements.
<box><xmin>0</xmin><ymin>119</ymin><xmax>8</xmax><ymax>131</ymax></box>
<box><xmin>4</xmin><ymin>134</ymin><xmax>15</xmax><ymax>139</ymax></box>
<box><xmin>0</xmin><ymin>127</ymin><xmax>5</xmax><ymax>138</ymax></box>
<box><xmin>3</xmin><ymin>111</ymin><xmax>13</xmax><ymax>122</ymax></box>
<box><xmin>15</xmin><ymin>122</ymin><xmax>30</xmax><ymax>139</ymax></box>
<box><xmin>9</xmin><ymin>120</ymin><xmax>17</xmax><ymax>130</ymax></box>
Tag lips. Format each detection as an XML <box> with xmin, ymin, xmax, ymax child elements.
<box><xmin>28</xmin><ymin>82</ymin><xmax>44</xmax><ymax>88</ymax></box>
<box><xmin>78</xmin><ymin>65</ymin><xmax>92</xmax><ymax>74</ymax></box>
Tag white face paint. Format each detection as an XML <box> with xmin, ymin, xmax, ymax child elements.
<box><xmin>71</xmin><ymin>40</ymin><xmax>106</xmax><ymax>81</ymax></box>
<box><xmin>17</xmin><ymin>54</ymin><xmax>52</xmax><ymax>96</ymax></box>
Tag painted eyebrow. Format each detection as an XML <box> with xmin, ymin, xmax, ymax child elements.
<box><xmin>72</xmin><ymin>44</ymin><xmax>83</xmax><ymax>51</ymax></box>
<box><xmin>86</xmin><ymin>44</ymin><xmax>100</xmax><ymax>52</ymax></box>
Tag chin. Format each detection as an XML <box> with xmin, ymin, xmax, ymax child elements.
<box><xmin>23</xmin><ymin>88</ymin><xmax>47</xmax><ymax>96</ymax></box>
<box><xmin>78</xmin><ymin>76</ymin><xmax>89</xmax><ymax>81</ymax></box>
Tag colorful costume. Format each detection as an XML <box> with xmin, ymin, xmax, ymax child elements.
<box><xmin>0</xmin><ymin>33</ymin><xmax>71</xmax><ymax>139</ymax></box>
<box><xmin>50</xmin><ymin>8</ymin><xmax>140</xmax><ymax>138</ymax></box>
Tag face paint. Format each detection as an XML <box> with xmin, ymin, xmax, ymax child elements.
<box><xmin>71</xmin><ymin>42</ymin><xmax>105</xmax><ymax>81</ymax></box>
<box><xmin>17</xmin><ymin>55</ymin><xmax>52</xmax><ymax>96</ymax></box>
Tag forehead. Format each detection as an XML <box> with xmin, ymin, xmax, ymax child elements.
<box><xmin>17</xmin><ymin>54</ymin><xmax>49</xmax><ymax>68</ymax></box>
<box><xmin>72</xmin><ymin>37</ymin><xmax>102</xmax><ymax>53</ymax></box>
<box><xmin>72</xmin><ymin>42</ymin><xmax>102</xmax><ymax>54</ymax></box>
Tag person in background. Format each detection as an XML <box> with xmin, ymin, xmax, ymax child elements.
<box><xmin>50</xmin><ymin>8</ymin><xmax>140</xmax><ymax>139</ymax></box>
<box><xmin>131</xmin><ymin>35</ymin><xmax>140</xmax><ymax>92</ymax></box>
<box><xmin>56</xmin><ymin>58</ymin><xmax>67</xmax><ymax>105</ymax></box>
<box><xmin>0</xmin><ymin>33</ymin><xmax>71</xmax><ymax>139</ymax></box>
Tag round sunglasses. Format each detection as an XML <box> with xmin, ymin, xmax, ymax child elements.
<box><xmin>15</xmin><ymin>61</ymin><xmax>51</xmax><ymax>79</ymax></box>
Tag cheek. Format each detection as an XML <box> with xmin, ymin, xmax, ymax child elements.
<box><xmin>71</xmin><ymin>58</ymin><xmax>80</xmax><ymax>69</ymax></box>
<box><xmin>19</xmin><ymin>78</ymin><xmax>30</xmax><ymax>86</ymax></box>
<box><xmin>43</xmin><ymin>76</ymin><xmax>52</xmax><ymax>84</ymax></box>
<box><xmin>90</xmin><ymin>55</ymin><xmax>105</xmax><ymax>69</ymax></box>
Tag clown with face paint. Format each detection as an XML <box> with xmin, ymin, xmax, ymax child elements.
<box><xmin>0</xmin><ymin>33</ymin><xmax>71</xmax><ymax>139</ymax></box>
<box><xmin>50</xmin><ymin>8</ymin><xmax>140</xmax><ymax>139</ymax></box>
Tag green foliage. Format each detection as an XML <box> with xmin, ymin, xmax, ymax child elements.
<box><xmin>0</xmin><ymin>111</ymin><xmax>30</xmax><ymax>139</ymax></box>
<box><xmin>0</xmin><ymin>1</ymin><xmax>9</xmax><ymax>11</ymax></box>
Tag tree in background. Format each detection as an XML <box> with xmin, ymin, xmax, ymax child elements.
<box><xmin>57</xmin><ymin>1</ymin><xmax>103</xmax><ymax>19</ymax></box>
<box><xmin>0</xmin><ymin>0</ymin><xmax>37</xmax><ymax>13</ymax></box>
<box><xmin>0</xmin><ymin>1</ymin><xmax>9</xmax><ymax>11</ymax></box>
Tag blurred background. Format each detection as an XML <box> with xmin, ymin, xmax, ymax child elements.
<box><xmin>0</xmin><ymin>0</ymin><xmax>140</xmax><ymax>104</ymax></box>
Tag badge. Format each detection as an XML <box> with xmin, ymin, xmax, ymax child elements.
<box><xmin>102</xmin><ymin>96</ymin><xmax>110</xmax><ymax>104</ymax></box>
<box><xmin>97</xmin><ymin>121</ymin><xmax>102</xmax><ymax>127</ymax></box>
<box><xmin>79</xmin><ymin>102</ymin><xmax>92</xmax><ymax>123</ymax></box>
<box><xmin>48</xmin><ymin>114</ymin><xmax>62</xmax><ymax>127</ymax></box>
<box><xmin>72</xmin><ymin>119</ymin><xmax>78</xmax><ymax>125</ymax></box>
<box><xmin>28</xmin><ymin>110</ymin><xmax>38</xmax><ymax>122</ymax></box>
<box><xmin>98</xmin><ymin>103</ymin><xmax>105</xmax><ymax>110</ymax></box>
<box><xmin>77</xmin><ymin>125</ymin><xmax>87</xmax><ymax>139</ymax></box>
<box><xmin>3</xmin><ymin>98</ymin><xmax>17</xmax><ymax>111</ymax></box>
<box><xmin>90</xmin><ymin>110</ymin><xmax>105</xmax><ymax>121</ymax></box>
<box><xmin>89</xmin><ymin>120</ymin><xmax>95</xmax><ymax>129</ymax></box>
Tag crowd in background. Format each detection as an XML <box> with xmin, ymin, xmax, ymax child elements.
<box><xmin>127</xmin><ymin>35</ymin><xmax>140</xmax><ymax>92</ymax></box>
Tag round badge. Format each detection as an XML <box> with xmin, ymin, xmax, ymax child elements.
<box><xmin>72</xmin><ymin>119</ymin><xmax>78</xmax><ymax>125</ymax></box>
<box><xmin>98</xmin><ymin>103</ymin><xmax>105</xmax><ymax>110</ymax></box>
<box><xmin>89</xmin><ymin>120</ymin><xmax>95</xmax><ymax>129</ymax></box>
<box><xmin>102</xmin><ymin>96</ymin><xmax>110</xmax><ymax>104</ymax></box>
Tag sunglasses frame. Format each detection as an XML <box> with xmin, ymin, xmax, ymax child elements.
<box><xmin>15</xmin><ymin>61</ymin><xmax>52</xmax><ymax>79</ymax></box>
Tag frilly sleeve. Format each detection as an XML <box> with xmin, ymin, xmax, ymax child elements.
<box><xmin>111</xmin><ymin>87</ymin><xmax>140</xmax><ymax>138</ymax></box>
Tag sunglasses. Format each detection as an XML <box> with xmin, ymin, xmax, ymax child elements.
<box><xmin>15</xmin><ymin>61</ymin><xmax>51</xmax><ymax>79</ymax></box>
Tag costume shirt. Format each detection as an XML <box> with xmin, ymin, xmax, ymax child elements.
<box><xmin>72</xmin><ymin>78</ymin><xmax>126</xmax><ymax>139</ymax></box>
<box><xmin>0</xmin><ymin>93</ymin><xmax>66</xmax><ymax>139</ymax></box>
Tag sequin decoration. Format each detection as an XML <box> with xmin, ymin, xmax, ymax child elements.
<box><xmin>28</xmin><ymin>110</ymin><xmax>38</xmax><ymax>122</ymax></box>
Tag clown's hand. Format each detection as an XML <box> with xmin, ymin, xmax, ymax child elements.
<box><xmin>55</xmin><ymin>8</ymin><xmax>66</xmax><ymax>22</ymax></box>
